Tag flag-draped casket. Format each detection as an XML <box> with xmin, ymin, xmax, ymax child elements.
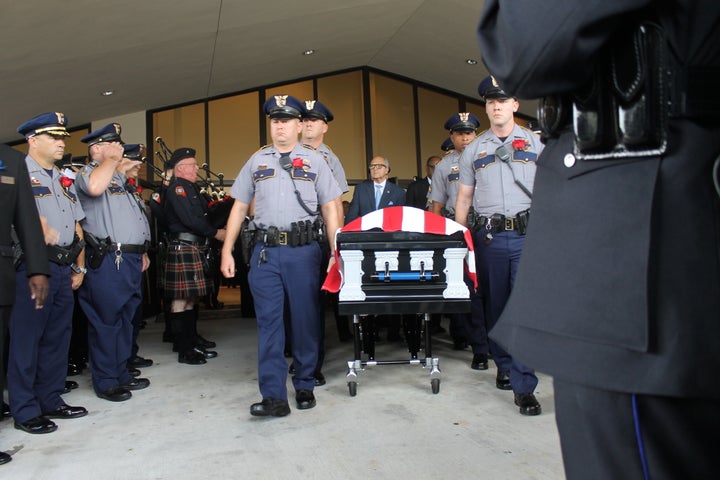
<box><xmin>323</xmin><ymin>206</ymin><xmax>475</xmax><ymax>315</ymax></box>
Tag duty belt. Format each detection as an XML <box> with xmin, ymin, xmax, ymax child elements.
<box><xmin>477</xmin><ymin>210</ymin><xmax>530</xmax><ymax>235</ymax></box>
<box><xmin>256</xmin><ymin>222</ymin><xmax>317</xmax><ymax>248</ymax></box>
<box><xmin>0</xmin><ymin>245</ymin><xmax>13</xmax><ymax>258</ymax></box>
<box><xmin>109</xmin><ymin>241</ymin><xmax>149</xmax><ymax>254</ymax></box>
<box><xmin>47</xmin><ymin>244</ymin><xmax>77</xmax><ymax>266</ymax></box>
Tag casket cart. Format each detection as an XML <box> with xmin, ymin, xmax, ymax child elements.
<box><xmin>335</xmin><ymin>209</ymin><xmax>473</xmax><ymax>396</ymax></box>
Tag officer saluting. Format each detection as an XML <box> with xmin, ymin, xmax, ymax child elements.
<box><xmin>8</xmin><ymin>113</ymin><xmax>88</xmax><ymax>436</ymax></box>
<box><xmin>221</xmin><ymin>94</ymin><xmax>342</xmax><ymax>417</ymax></box>
<box><xmin>74</xmin><ymin>123</ymin><xmax>151</xmax><ymax>402</ymax></box>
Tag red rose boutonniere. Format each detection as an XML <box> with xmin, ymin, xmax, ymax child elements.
<box><xmin>59</xmin><ymin>175</ymin><xmax>74</xmax><ymax>188</ymax></box>
<box><xmin>292</xmin><ymin>158</ymin><xmax>305</xmax><ymax>169</ymax></box>
<box><xmin>512</xmin><ymin>139</ymin><xmax>529</xmax><ymax>151</ymax></box>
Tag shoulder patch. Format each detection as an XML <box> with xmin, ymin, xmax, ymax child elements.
<box><xmin>175</xmin><ymin>186</ymin><xmax>187</xmax><ymax>197</ymax></box>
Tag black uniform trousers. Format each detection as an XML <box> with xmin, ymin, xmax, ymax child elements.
<box><xmin>554</xmin><ymin>379</ymin><xmax>720</xmax><ymax>480</ymax></box>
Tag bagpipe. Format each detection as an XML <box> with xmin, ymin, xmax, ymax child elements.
<box><xmin>155</xmin><ymin>137</ymin><xmax>235</xmax><ymax>229</ymax></box>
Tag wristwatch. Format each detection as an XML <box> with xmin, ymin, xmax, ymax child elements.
<box><xmin>71</xmin><ymin>263</ymin><xmax>88</xmax><ymax>275</ymax></box>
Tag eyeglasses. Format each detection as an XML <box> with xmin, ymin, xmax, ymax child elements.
<box><xmin>368</xmin><ymin>164</ymin><xmax>387</xmax><ymax>170</ymax></box>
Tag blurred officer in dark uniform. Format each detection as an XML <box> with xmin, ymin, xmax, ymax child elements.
<box><xmin>430</xmin><ymin>113</ymin><xmax>488</xmax><ymax>357</ymax></box>
<box><xmin>455</xmin><ymin>76</ymin><xmax>544</xmax><ymax>416</ymax></box>
<box><xmin>75</xmin><ymin>123</ymin><xmax>151</xmax><ymax>402</ymax></box>
<box><xmin>301</xmin><ymin>99</ymin><xmax>349</xmax><ymax>383</ymax></box>
<box><xmin>479</xmin><ymin>0</ymin><xmax>720</xmax><ymax>477</ymax></box>
<box><xmin>120</xmin><ymin>144</ymin><xmax>154</xmax><ymax>372</ymax></box>
<box><xmin>0</xmin><ymin>143</ymin><xmax>49</xmax><ymax>464</ymax></box>
<box><xmin>221</xmin><ymin>94</ymin><xmax>342</xmax><ymax>417</ymax></box>
<box><xmin>164</xmin><ymin>147</ymin><xmax>225</xmax><ymax>365</ymax></box>
<box><xmin>8</xmin><ymin>113</ymin><xmax>88</xmax><ymax>435</ymax></box>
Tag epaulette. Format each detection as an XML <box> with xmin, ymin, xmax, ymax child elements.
<box><xmin>517</xmin><ymin>124</ymin><xmax>540</xmax><ymax>137</ymax></box>
<box><xmin>251</xmin><ymin>144</ymin><xmax>273</xmax><ymax>156</ymax></box>
<box><xmin>442</xmin><ymin>149</ymin><xmax>455</xmax><ymax>157</ymax></box>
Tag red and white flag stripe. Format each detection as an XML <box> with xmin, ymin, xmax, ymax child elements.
<box><xmin>322</xmin><ymin>206</ymin><xmax>477</xmax><ymax>293</ymax></box>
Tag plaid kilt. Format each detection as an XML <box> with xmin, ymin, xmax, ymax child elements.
<box><xmin>164</xmin><ymin>243</ymin><xmax>211</xmax><ymax>299</ymax></box>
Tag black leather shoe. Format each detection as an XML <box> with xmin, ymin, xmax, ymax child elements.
<box><xmin>97</xmin><ymin>386</ymin><xmax>132</xmax><ymax>402</ymax></box>
<box><xmin>192</xmin><ymin>346</ymin><xmax>218</xmax><ymax>359</ymax></box>
<box><xmin>314</xmin><ymin>372</ymin><xmax>326</xmax><ymax>387</ymax></box>
<box><xmin>196</xmin><ymin>335</ymin><xmax>216</xmax><ymax>349</ymax></box>
<box><xmin>43</xmin><ymin>404</ymin><xmax>88</xmax><ymax>419</ymax></box>
<box><xmin>127</xmin><ymin>356</ymin><xmax>153</xmax><ymax>368</ymax></box>
<box><xmin>514</xmin><ymin>393</ymin><xmax>542</xmax><ymax>416</ymax></box>
<box><xmin>0</xmin><ymin>451</ymin><xmax>11</xmax><ymax>465</ymax></box>
<box><xmin>128</xmin><ymin>367</ymin><xmax>141</xmax><ymax>377</ymax></box>
<box><xmin>288</xmin><ymin>363</ymin><xmax>296</xmax><ymax>375</ymax></box>
<box><xmin>14</xmin><ymin>416</ymin><xmax>57</xmax><ymax>434</ymax></box>
<box><xmin>121</xmin><ymin>377</ymin><xmax>150</xmax><ymax>391</ymax></box>
<box><xmin>250</xmin><ymin>398</ymin><xmax>290</xmax><ymax>417</ymax></box>
<box><xmin>296</xmin><ymin>389</ymin><xmax>316</xmax><ymax>410</ymax></box>
<box><xmin>1</xmin><ymin>402</ymin><xmax>10</xmax><ymax>418</ymax></box>
<box><xmin>178</xmin><ymin>349</ymin><xmax>206</xmax><ymax>365</ymax></box>
<box><xmin>67</xmin><ymin>362</ymin><xmax>82</xmax><ymax>376</ymax></box>
<box><xmin>471</xmin><ymin>353</ymin><xmax>489</xmax><ymax>370</ymax></box>
<box><xmin>496</xmin><ymin>370</ymin><xmax>512</xmax><ymax>390</ymax></box>
<box><xmin>63</xmin><ymin>380</ymin><xmax>79</xmax><ymax>393</ymax></box>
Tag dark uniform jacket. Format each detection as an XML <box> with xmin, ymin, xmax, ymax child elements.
<box><xmin>405</xmin><ymin>176</ymin><xmax>430</xmax><ymax>210</ymax></box>
<box><xmin>478</xmin><ymin>0</ymin><xmax>720</xmax><ymax>398</ymax></box>
<box><xmin>164</xmin><ymin>177</ymin><xmax>217</xmax><ymax>237</ymax></box>
<box><xmin>345</xmin><ymin>180</ymin><xmax>406</xmax><ymax>224</ymax></box>
<box><xmin>0</xmin><ymin>145</ymin><xmax>50</xmax><ymax>305</ymax></box>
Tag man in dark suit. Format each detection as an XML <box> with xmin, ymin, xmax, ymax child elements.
<box><xmin>345</xmin><ymin>156</ymin><xmax>406</xmax><ymax>341</ymax></box>
<box><xmin>345</xmin><ymin>156</ymin><xmax>405</xmax><ymax>224</ymax></box>
<box><xmin>405</xmin><ymin>155</ymin><xmax>441</xmax><ymax>210</ymax></box>
<box><xmin>478</xmin><ymin>0</ymin><xmax>720</xmax><ymax>478</ymax></box>
<box><xmin>0</xmin><ymin>144</ymin><xmax>50</xmax><ymax>464</ymax></box>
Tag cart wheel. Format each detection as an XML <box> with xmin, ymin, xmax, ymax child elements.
<box><xmin>431</xmin><ymin>378</ymin><xmax>440</xmax><ymax>394</ymax></box>
<box><xmin>348</xmin><ymin>381</ymin><xmax>357</xmax><ymax>397</ymax></box>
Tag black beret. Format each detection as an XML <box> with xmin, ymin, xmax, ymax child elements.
<box><xmin>168</xmin><ymin>147</ymin><xmax>196</xmax><ymax>168</ymax></box>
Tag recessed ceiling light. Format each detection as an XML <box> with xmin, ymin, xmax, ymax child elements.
<box><xmin>465</xmin><ymin>59</ymin><xmax>478</xmax><ymax>65</ymax></box>
<box><xmin>302</xmin><ymin>49</ymin><xmax>316</xmax><ymax>56</ymax></box>
<box><xmin>101</xmin><ymin>90</ymin><xmax>114</xmax><ymax>96</ymax></box>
